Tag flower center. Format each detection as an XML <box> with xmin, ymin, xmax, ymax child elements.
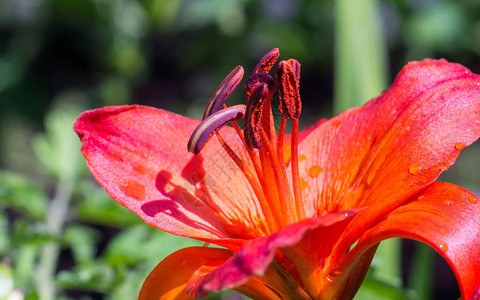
<box><xmin>187</xmin><ymin>48</ymin><xmax>305</xmax><ymax>232</ymax></box>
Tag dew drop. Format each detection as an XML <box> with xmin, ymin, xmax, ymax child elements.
<box><xmin>408</xmin><ymin>164</ymin><xmax>421</xmax><ymax>175</ymax></box>
<box><xmin>440</xmin><ymin>165</ymin><xmax>447</xmax><ymax>172</ymax></box>
<box><xmin>438</xmin><ymin>242</ymin><xmax>448</xmax><ymax>252</ymax></box>
<box><xmin>443</xmin><ymin>200</ymin><xmax>451</xmax><ymax>206</ymax></box>
<box><xmin>455</xmin><ymin>142</ymin><xmax>466</xmax><ymax>150</ymax></box>
<box><xmin>469</xmin><ymin>196</ymin><xmax>478</xmax><ymax>204</ymax></box>
<box><xmin>332</xmin><ymin>269</ymin><xmax>342</xmax><ymax>276</ymax></box>
<box><xmin>308</xmin><ymin>166</ymin><xmax>323</xmax><ymax>178</ymax></box>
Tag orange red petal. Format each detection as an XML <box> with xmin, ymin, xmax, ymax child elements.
<box><xmin>74</xmin><ymin>105</ymin><xmax>269</xmax><ymax>245</ymax></box>
<box><xmin>187</xmin><ymin>210</ymin><xmax>359</xmax><ymax>298</ymax></box>
<box><xmin>341</xmin><ymin>182</ymin><xmax>480</xmax><ymax>299</ymax></box>
<box><xmin>139</xmin><ymin>247</ymin><xmax>233</xmax><ymax>300</ymax></box>
<box><xmin>297</xmin><ymin>59</ymin><xmax>480</xmax><ymax>240</ymax></box>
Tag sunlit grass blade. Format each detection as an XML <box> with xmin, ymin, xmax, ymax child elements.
<box><xmin>334</xmin><ymin>0</ymin><xmax>405</xmax><ymax>297</ymax></box>
<box><xmin>334</xmin><ymin>0</ymin><xmax>388</xmax><ymax>114</ymax></box>
<box><xmin>409</xmin><ymin>243</ymin><xmax>434</xmax><ymax>300</ymax></box>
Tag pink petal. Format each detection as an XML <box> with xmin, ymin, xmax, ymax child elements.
<box><xmin>74</xmin><ymin>105</ymin><xmax>270</xmax><ymax>245</ymax></box>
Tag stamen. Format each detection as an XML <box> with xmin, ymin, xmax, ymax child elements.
<box><xmin>244</xmin><ymin>71</ymin><xmax>276</xmax><ymax>102</ymax></box>
<box><xmin>276</xmin><ymin>59</ymin><xmax>305</xmax><ymax>219</ymax></box>
<box><xmin>276</xmin><ymin>59</ymin><xmax>301</xmax><ymax>119</ymax></box>
<box><xmin>291</xmin><ymin>118</ymin><xmax>305</xmax><ymax>219</ymax></box>
<box><xmin>253</xmin><ymin>48</ymin><xmax>279</xmax><ymax>74</ymax></box>
<box><xmin>259</xmin><ymin>127</ymin><xmax>297</xmax><ymax>224</ymax></box>
<box><xmin>244</xmin><ymin>84</ymin><xmax>269</xmax><ymax>149</ymax></box>
<box><xmin>277</xmin><ymin>117</ymin><xmax>287</xmax><ymax>167</ymax></box>
<box><xmin>189</xmin><ymin>48</ymin><xmax>309</xmax><ymax>233</ymax></box>
<box><xmin>214</xmin><ymin>133</ymin><xmax>278</xmax><ymax>233</ymax></box>
<box><xmin>188</xmin><ymin>105</ymin><xmax>246</xmax><ymax>155</ymax></box>
<box><xmin>203</xmin><ymin>66</ymin><xmax>244</xmax><ymax>119</ymax></box>
<box><xmin>229</xmin><ymin>119</ymin><xmax>265</xmax><ymax>181</ymax></box>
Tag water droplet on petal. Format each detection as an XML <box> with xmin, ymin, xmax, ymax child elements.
<box><xmin>409</xmin><ymin>164</ymin><xmax>421</xmax><ymax>175</ymax></box>
<box><xmin>332</xmin><ymin>269</ymin><xmax>342</xmax><ymax>276</ymax></box>
<box><xmin>469</xmin><ymin>196</ymin><xmax>478</xmax><ymax>204</ymax></box>
<box><xmin>309</xmin><ymin>166</ymin><xmax>323</xmax><ymax>178</ymax></box>
<box><xmin>440</xmin><ymin>165</ymin><xmax>447</xmax><ymax>172</ymax></box>
<box><xmin>455</xmin><ymin>142</ymin><xmax>466</xmax><ymax>150</ymax></box>
<box><xmin>443</xmin><ymin>200</ymin><xmax>451</xmax><ymax>206</ymax></box>
<box><xmin>438</xmin><ymin>242</ymin><xmax>448</xmax><ymax>252</ymax></box>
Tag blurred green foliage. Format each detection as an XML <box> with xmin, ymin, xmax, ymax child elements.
<box><xmin>0</xmin><ymin>0</ymin><xmax>479</xmax><ymax>299</ymax></box>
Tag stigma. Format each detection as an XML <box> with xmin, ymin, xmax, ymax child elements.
<box><xmin>187</xmin><ymin>48</ymin><xmax>305</xmax><ymax>231</ymax></box>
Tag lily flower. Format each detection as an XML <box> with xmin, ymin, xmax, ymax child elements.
<box><xmin>74</xmin><ymin>48</ymin><xmax>480</xmax><ymax>299</ymax></box>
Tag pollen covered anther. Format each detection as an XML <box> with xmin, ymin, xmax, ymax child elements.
<box><xmin>244</xmin><ymin>71</ymin><xmax>276</xmax><ymax>102</ymax></box>
<box><xmin>188</xmin><ymin>105</ymin><xmax>247</xmax><ymax>155</ymax></box>
<box><xmin>253</xmin><ymin>48</ymin><xmax>279</xmax><ymax>74</ymax></box>
<box><xmin>244</xmin><ymin>84</ymin><xmax>270</xmax><ymax>149</ymax></box>
<box><xmin>203</xmin><ymin>66</ymin><xmax>244</xmax><ymax>119</ymax></box>
<box><xmin>276</xmin><ymin>59</ymin><xmax>302</xmax><ymax>119</ymax></box>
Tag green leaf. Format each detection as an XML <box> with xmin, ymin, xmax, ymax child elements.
<box><xmin>32</xmin><ymin>101</ymin><xmax>86</xmax><ymax>180</ymax></box>
<box><xmin>13</xmin><ymin>245</ymin><xmax>38</xmax><ymax>291</ymax></box>
<box><xmin>0</xmin><ymin>212</ymin><xmax>10</xmax><ymax>255</ymax></box>
<box><xmin>355</xmin><ymin>270</ymin><xmax>414</xmax><ymax>300</ymax></box>
<box><xmin>0</xmin><ymin>171</ymin><xmax>47</xmax><ymax>219</ymax></box>
<box><xmin>372</xmin><ymin>239</ymin><xmax>402</xmax><ymax>287</ymax></box>
<box><xmin>75</xmin><ymin>181</ymin><xmax>140</xmax><ymax>227</ymax></box>
<box><xmin>408</xmin><ymin>243</ymin><xmax>434</xmax><ymax>300</ymax></box>
<box><xmin>334</xmin><ymin>0</ymin><xmax>388</xmax><ymax>113</ymax></box>
<box><xmin>404</xmin><ymin>1</ymin><xmax>465</xmax><ymax>53</ymax></box>
<box><xmin>104</xmin><ymin>224</ymin><xmax>202</xmax><ymax>266</ymax></box>
<box><xmin>56</xmin><ymin>263</ymin><xmax>116</xmax><ymax>292</ymax></box>
<box><xmin>63</xmin><ymin>225</ymin><xmax>100</xmax><ymax>266</ymax></box>
<box><xmin>11</xmin><ymin>220</ymin><xmax>53</xmax><ymax>247</ymax></box>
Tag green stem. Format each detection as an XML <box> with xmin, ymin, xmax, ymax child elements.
<box><xmin>374</xmin><ymin>239</ymin><xmax>402</xmax><ymax>287</ymax></box>
<box><xmin>334</xmin><ymin>0</ymin><xmax>388</xmax><ymax>114</ymax></box>
<box><xmin>35</xmin><ymin>176</ymin><xmax>74</xmax><ymax>300</ymax></box>
<box><xmin>334</xmin><ymin>0</ymin><xmax>402</xmax><ymax>293</ymax></box>
<box><xmin>409</xmin><ymin>243</ymin><xmax>434</xmax><ymax>300</ymax></box>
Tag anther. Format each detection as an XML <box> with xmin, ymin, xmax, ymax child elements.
<box><xmin>244</xmin><ymin>84</ymin><xmax>269</xmax><ymax>149</ymax></box>
<box><xmin>203</xmin><ymin>66</ymin><xmax>244</xmax><ymax>119</ymax></box>
<box><xmin>276</xmin><ymin>59</ymin><xmax>301</xmax><ymax>119</ymax></box>
<box><xmin>253</xmin><ymin>48</ymin><xmax>279</xmax><ymax>74</ymax></box>
<box><xmin>188</xmin><ymin>105</ymin><xmax>246</xmax><ymax>155</ymax></box>
<box><xmin>244</xmin><ymin>71</ymin><xmax>276</xmax><ymax>102</ymax></box>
